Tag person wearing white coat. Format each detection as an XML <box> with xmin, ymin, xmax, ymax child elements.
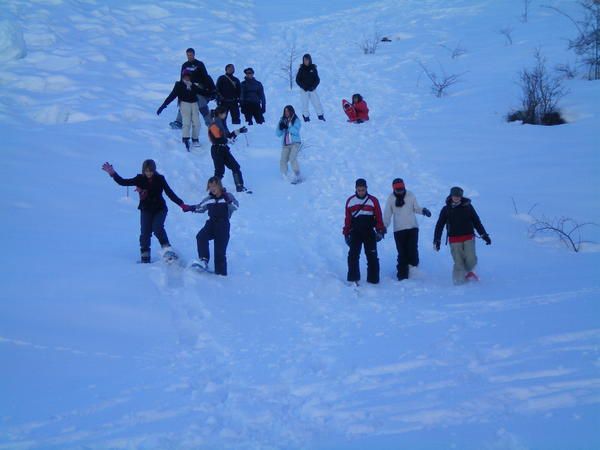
<box><xmin>383</xmin><ymin>178</ymin><xmax>431</xmax><ymax>280</ymax></box>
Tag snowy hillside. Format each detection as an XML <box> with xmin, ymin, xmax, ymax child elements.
<box><xmin>1</xmin><ymin>0</ymin><xmax>599</xmax><ymax>449</ymax></box>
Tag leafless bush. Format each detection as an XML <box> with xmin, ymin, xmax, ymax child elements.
<box><xmin>521</xmin><ymin>0</ymin><xmax>533</xmax><ymax>23</ymax></box>
<box><xmin>417</xmin><ymin>60</ymin><xmax>464</xmax><ymax>97</ymax></box>
<box><xmin>499</xmin><ymin>27</ymin><xmax>514</xmax><ymax>45</ymax></box>
<box><xmin>280</xmin><ymin>43</ymin><xmax>299</xmax><ymax>90</ymax></box>
<box><xmin>511</xmin><ymin>49</ymin><xmax>567</xmax><ymax>124</ymax></box>
<box><xmin>543</xmin><ymin>1</ymin><xmax>600</xmax><ymax>80</ymax></box>
<box><xmin>529</xmin><ymin>216</ymin><xmax>598</xmax><ymax>252</ymax></box>
<box><xmin>360</xmin><ymin>31</ymin><xmax>382</xmax><ymax>55</ymax></box>
<box><xmin>440</xmin><ymin>41</ymin><xmax>467</xmax><ymax>59</ymax></box>
<box><xmin>555</xmin><ymin>62</ymin><xmax>577</xmax><ymax>79</ymax></box>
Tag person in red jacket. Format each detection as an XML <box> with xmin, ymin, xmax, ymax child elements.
<box><xmin>342</xmin><ymin>93</ymin><xmax>370</xmax><ymax>123</ymax></box>
<box><xmin>343</xmin><ymin>178</ymin><xmax>386</xmax><ymax>284</ymax></box>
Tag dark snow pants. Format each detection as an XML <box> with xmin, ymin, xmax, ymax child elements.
<box><xmin>211</xmin><ymin>144</ymin><xmax>244</xmax><ymax>188</ymax></box>
<box><xmin>196</xmin><ymin>219</ymin><xmax>230</xmax><ymax>275</ymax></box>
<box><xmin>221</xmin><ymin>99</ymin><xmax>241</xmax><ymax>124</ymax></box>
<box><xmin>140</xmin><ymin>208</ymin><xmax>169</xmax><ymax>252</ymax></box>
<box><xmin>393</xmin><ymin>228</ymin><xmax>419</xmax><ymax>280</ymax></box>
<box><xmin>347</xmin><ymin>228</ymin><xmax>379</xmax><ymax>284</ymax></box>
<box><xmin>242</xmin><ymin>102</ymin><xmax>264</xmax><ymax>124</ymax></box>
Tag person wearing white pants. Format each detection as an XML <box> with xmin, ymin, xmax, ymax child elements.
<box><xmin>276</xmin><ymin>105</ymin><xmax>303</xmax><ymax>183</ymax></box>
<box><xmin>295</xmin><ymin>53</ymin><xmax>325</xmax><ymax>122</ymax></box>
<box><xmin>157</xmin><ymin>70</ymin><xmax>202</xmax><ymax>151</ymax></box>
<box><xmin>180</xmin><ymin>101</ymin><xmax>200</xmax><ymax>142</ymax></box>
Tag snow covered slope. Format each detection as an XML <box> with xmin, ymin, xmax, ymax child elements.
<box><xmin>1</xmin><ymin>0</ymin><xmax>599</xmax><ymax>449</ymax></box>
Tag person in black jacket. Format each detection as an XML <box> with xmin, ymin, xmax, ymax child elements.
<box><xmin>433</xmin><ymin>186</ymin><xmax>491</xmax><ymax>284</ymax></box>
<box><xmin>101</xmin><ymin>159</ymin><xmax>191</xmax><ymax>263</ymax></box>
<box><xmin>171</xmin><ymin>48</ymin><xmax>216</xmax><ymax>128</ymax></box>
<box><xmin>189</xmin><ymin>176</ymin><xmax>239</xmax><ymax>275</ymax></box>
<box><xmin>240</xmin><ymin>67</ymin><xmax>266</xmax><ymax>125</ymax></box>
<box><xmin>157</xmin><ymin>70</ymin><xmax>201</xmax><ymax>151</ymax></box>
<box><xmin>295</xmin><ymin>53</ymin><xmax>325</xmax><ymax>122</ymax></box>
<box><xmin>208</xmin><ymin>105</ymin><xmax>249</xmax><ymax>192</ymax></box>
<box><xmin>216</xmin><ymin>64</ymin><xmax>241</xmax><ymax>125</ymax></box>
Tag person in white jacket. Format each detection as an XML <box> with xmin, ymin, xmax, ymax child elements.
<box><xmin>383</xmin><ymin>178</ymin><xmax>432</xmax><ymax>280</ymax></box>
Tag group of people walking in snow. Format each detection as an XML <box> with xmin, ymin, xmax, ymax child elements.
<box><xmin>343</xmin><ymin>179</ymin><xmax>490</xmax><ymax>285</ymax></box>
<box><xmin>103</xmin><ymin>46</ymin><xmax>490</xmax><ymax>283</ymax></box>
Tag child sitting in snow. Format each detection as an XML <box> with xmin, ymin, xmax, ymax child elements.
<box><xmin>342</xmin><ymin>93</ymin><xmax>369</xmax><ymax>123</ymax></box>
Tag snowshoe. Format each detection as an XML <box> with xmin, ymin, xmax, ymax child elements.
<box><xmin>192</xmin><ymin>139</ymin><xmax>201</xmax><ymax>148</ymax></box>
<box><xmin>190</xmin><ymin>258</ymin><xmax>212</xmax><ymax>273</ymax></box>
<box><xmin>162</xmin><ymin>247</ymin><xmax>179</xmax><ymax>265</ymax></box>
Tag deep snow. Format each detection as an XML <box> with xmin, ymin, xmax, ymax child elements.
<box><xmin>1</xmin><ymin>1</ymin><xmax>599</xmax><ymax>449</ymax></box>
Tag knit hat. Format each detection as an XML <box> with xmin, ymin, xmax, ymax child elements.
<box><xmin>450</xmin><ymin>186</ymin><xmax>464</xmax><ymax>197</ymax></box>
<box><xmin>355</xmin><ymin>178</ymin><xmax>367</xmax><ymax>188</ymax></box>
<box><xmin>392</xmin><ymin>178</ymin><xmax>405</xmax><ymax>192</ymax></box>
<box><xmin>244</xmin><ymin>67</ymin><xmax>254</xmax><ymax>75</ymax></box>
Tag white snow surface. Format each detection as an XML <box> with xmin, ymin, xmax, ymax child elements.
<box><xmin>1</xmin><ymin>1</ymin><xmax>599</xmax><ymax>449</ymax></box>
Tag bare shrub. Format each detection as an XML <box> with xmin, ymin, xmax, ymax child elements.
<box><xmin>280</xmin><ymin>43</ymin><xmax>299</xmax><ymax>90</ymax></box>
<box><xmin>499</xmin><ymin>27</ymin><xmax>514</xmax><ymax>45</ymax></box>
<box><xmin>544</xmin><ymin>1</ymin><xmax>600</xmax><ymax>80</ymax></box>
<box><xmin>529</xmin><ymin>216</ymin><xmax>598</xmax><ymax>252</ymax></box>
<box><xmin>417</xmin><ymin>60</ymin><xmax>464</xmax><ymax>97</ymax></box>
<box><xmin>440</xmin><ymin>41</ymin><xmax>467</xmax><ymax>59</ymax></box>
<box><xmin>360</xmin><ymin>31</ymin><xmax>382</xmax><ymax>55</ymax></box>
<box><xmin>521</xmin><ymin>0</ymin><xmax>533</xmax><ymax>23</ymax></box>
<box><xmin>555</xmin><ymin>62</ymin><xmax>577</xmax><ymax>79</ymax></box>
<box><xmin>511</xmin><ymin>49</ymin><xmax>567</xmax><ymax>125</ymax></box>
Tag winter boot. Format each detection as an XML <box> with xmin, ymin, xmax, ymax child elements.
<box><xmin>192</xmin><ymin>138</ymin><xmax>200</xmax><ymax>147</ymax></box>
<box><xmin>318</xmin><ymin>115</ymin><xmax>326</xmax><ymax>121</ymax></box>
<box><xmin>140</xmin><ymin>248</ymin><xmax>151</xmax><ymax>264</ymax></box>
<box><xmin>233</xmin><ymin>171</ymin><xmax>246</xmax><ymax>192</ymax></box>
<box><xmin>302</xmin><ymin>115</ymin><xmax>310</xmax><ymax>122</ymax></box>
<box><xmin>182</xmin><ymin>137</ymin><xmax>191</xmax><ymax>151</ymax></box>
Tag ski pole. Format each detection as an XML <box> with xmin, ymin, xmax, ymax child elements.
<box><xmin>244</xmin><ymin>133</ymin><xmax>249</xmax><ymax>147</ymax></box>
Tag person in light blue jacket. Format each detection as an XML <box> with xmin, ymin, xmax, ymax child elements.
<box><xmin>276</xmin><ymin>104</ymin><xmax>302</xmax><ymax>183</ymax></box>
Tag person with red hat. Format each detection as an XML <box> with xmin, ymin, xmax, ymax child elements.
<box><xmin>383</xmin><ymin>178</ymin><xmax>431</xmax><ymax>281</ymax></box>
<box><xmin>343</xmin><ymin>178</ymin><xmax>386</xmax><ymax>284</ymax></box>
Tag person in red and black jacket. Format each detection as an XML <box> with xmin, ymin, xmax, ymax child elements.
<box><xmin>433</xmin><ymin>186</ymin><xmax>491</xmax><ymax>284</ymax></box>
<box><xmin>102</xmin><ymin>159</ymin><xmax>191</xmax><ymax>263</ymax></box>
<box><xmin>343</xmin><ymin>178</ymin><xmax>386</xmax><ymax>284</ymax></box>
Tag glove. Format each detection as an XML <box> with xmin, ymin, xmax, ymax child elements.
<box><xmin>278</xmin><ymin>120</ymin><xmax>288</xmax><ymax>130</ymax></box>
<box><xmin>433</xmin><ymin>241</ymin><xmax>441</xmax><ymax>251</ymax></box>
<box><xmin>375</xmin><ymin>231</ymin><xmax>384</xmax><ymax>242</ymax></box>
<box><xmin>180</xmin><ymin>204</ymin><xmax>193</xmax><ymax>212</ymax></box>
<box><xmin>193</xmin><ymin>205</ymin><xmax>207</xmax><ymax>214</ymax></box>
<box><xmin>482</xmin><ymin>234</ymin><xmax>492</xmax><ymax>245</ymax></box>
<box><xmin>236</xmin><ymin>126</ymin><xmax>248</xmax><ymax>135</ymax></box>
<box><xmin>344</xmin><ymin>235</ymin><xmax>352</xmax><ymax>247</ymax></box>
<box><xmin>156</xmin><ymin>105</ymin><xmax>165</xmax><ymax>115</ymax></box>
<box><xmin>102</xmin><ymin>162</ymin><xmax>115</xmax><ymax>176</ymax></box>
<box><xmin>422</xmin><ymin>208</ymin><xmax>431</xmax><ymax>218</ymax></box>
